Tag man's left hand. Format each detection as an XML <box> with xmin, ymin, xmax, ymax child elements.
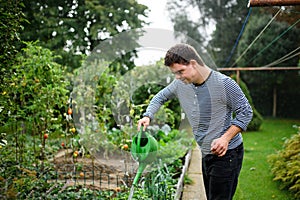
<box><xmin>210</xmin><ymin>137</ymin><xmax>229</xmax><ymax>157</ymax></box>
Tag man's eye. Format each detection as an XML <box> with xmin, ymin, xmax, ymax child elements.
<box><xmin>174</xmin><ymin>70</ymin><xmax>183</xmax><ymax>75</ymax></box>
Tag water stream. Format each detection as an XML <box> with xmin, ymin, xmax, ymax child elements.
<box><xmin>128</xmin><ymin>185</ymin><xmax>135</xmax><ymax>200</ymax></box>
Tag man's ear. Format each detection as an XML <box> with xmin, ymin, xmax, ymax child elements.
<box><xmin>190</xmin><ymin>59</ymin><xmax>204</xmax><ymax>68</ymax></box>
<box><xmin>190</xmin><ymin>59</ymin><xmax>199</xmax><ymax>68</ymax></box>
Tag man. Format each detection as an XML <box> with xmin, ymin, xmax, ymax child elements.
<box><xmin>138</xmin><ymin>43</ymin><xmax>253</xmax><ymax>200</ymax></box>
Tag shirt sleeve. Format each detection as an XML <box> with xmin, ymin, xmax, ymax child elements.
<box><xmin>224</xmin><ymin>77</ymin><xmax>253</xmax><ymax>131</ymax></box>
<box><xmin>143</xmin><ymin>80</ymin><xmax>178</xmax><ymax>120</ymax></box>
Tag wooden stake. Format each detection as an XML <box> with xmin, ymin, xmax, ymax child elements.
<box><xmin>272</xmin><ymin>87</ymin><xmax>277</xmax><ymax>117</ymax></box>
<box><xmin>248</xmin><ymin>0</ymin><xmax>300</xmax><ymax>7</ymax></box>
<box><xmin>236</xmin><ymin>70</ymin><xmax>240</xmax><ymax>85</ymax></box>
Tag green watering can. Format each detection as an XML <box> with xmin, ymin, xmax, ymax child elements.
<box><xmin>131</xmin><ymin>127</ymin><xmax>158</xmax><ymax>185</ymax></box>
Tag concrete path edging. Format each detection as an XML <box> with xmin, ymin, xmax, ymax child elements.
<box><xmin>181</xmin><ymin>147</ymin><xmax>207</xmax><ymax>200</ymax></box>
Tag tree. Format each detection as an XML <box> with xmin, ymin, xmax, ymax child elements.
<box><xmin>167</xmin><ymin>0</ymin><xmax>249</xmax><ymax>67</ymax></box>
<box><xmin>263</xmin><ymin>6</ymin><xmax>300</xmax><ymax>29</ymax></box>
<box><xmin>236</xmin><ymin>10</ymin><xmax>300</xmax><ymax>117</ymax></box>
<box><xmin>20</xmin><ymin>0</ymin><xmax>147</xmax><ymax>71</ymax></box>
<box><xmin>167</xmin><ymin>0</ymin><xmax>205</xmax><ymax>47</ymax></box>
<box><xmin>0</xmin><ymin>0</ymin><xmax>27</xmax><ymax>86</ymax></box>
<box><xmin>237</xmin><ymin>10</ymin><xmax>299</xmax><ymax>67</ymax></box>
<box><xmin>0</xmin><ymin>0</ymin><xmax>28</xmax><ymax>131</ymax></box>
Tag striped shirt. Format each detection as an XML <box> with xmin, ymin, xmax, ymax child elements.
<box><xmin>143</xmin><ymin>70</ymin><xmax>253</xmax><ymax>156</ymax></box>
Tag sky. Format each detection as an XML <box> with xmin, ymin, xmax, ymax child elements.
<box><xmin>134</xmin><ymin>0</ymin><xmax>175</xmax><ymax>65</ymax></box>
<box><xmin>134</xmin><ymin>0</ymin><xmax>207</xmax><ymax>66</ymax></box>
<box><xmin>137</xmin><ymin>0</ymin><xmax>174</xmax><ymax>30</ymax></box>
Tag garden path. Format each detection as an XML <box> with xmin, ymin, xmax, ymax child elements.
<box><xmin>181</xmin><ymin>146</ymin><xmax>207</xmax><ymax>200</ymax></box>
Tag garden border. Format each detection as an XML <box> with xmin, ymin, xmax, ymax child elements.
<box><xmin>175</xmin><ymin>149</ymin><xmax>192</xmax><ymax>199</ymax></box>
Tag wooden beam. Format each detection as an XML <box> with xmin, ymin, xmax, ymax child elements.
<box><xmin>248</xmin><ymin>0</ymin><xmax>300</xmax><ymax>7</ymax></box>
<box><xmin>217</xmin><ymin>67</ymin><xmax>300</xmax><ymax>71</ymax></box>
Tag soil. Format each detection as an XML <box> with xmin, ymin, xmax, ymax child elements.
<box><xmin>51</xmin><ymin>148</ymin><xmax>139</xmax><ymax>190</ymax></box>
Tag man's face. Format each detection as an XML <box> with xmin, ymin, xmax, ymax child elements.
<box><xmin>169</xmin><ymin>63</ymin><xmax>195</xmax><ymax>84</ymax></box>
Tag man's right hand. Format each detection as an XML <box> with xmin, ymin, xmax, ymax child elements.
<box><xmin>137</xmin><ymin>116</ymin><xmax>151</xmax><ymax>131</ymax></box>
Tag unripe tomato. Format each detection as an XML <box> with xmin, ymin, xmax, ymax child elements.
<box><xmin>70</xmin><ymin>127</ymin><xmax>76</xmax><ymax>133</ymax></box>
<box><xmin>123</xmin><ymin>144</ymin><xmax>129</xmax><ymax>150</ymax></box>
<box><xmin>73</xmin><ymin>150</ymin><xmax>79</xmax><ymax>157</ymax></box>
<box><xmin>67</xmin><ymin>107</ymin><xmax>72</xmax><ymax>115</ymax></box>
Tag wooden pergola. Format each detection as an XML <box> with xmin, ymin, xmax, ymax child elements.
<box><xmin>248</xmin><ymin>0</ymin><xmax>300</xmax><ymax>7</ymax></box>
<box><xmin>217</xmin><ymin>67</ymin><xmax>300</xmax><ymax>84</ymax></box>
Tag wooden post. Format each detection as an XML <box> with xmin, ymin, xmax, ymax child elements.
<box><xmin>272</xmin><ymin>87</ymin><xmax>277</xmax><ymax>117</ymax></box>
<box><xmin>248</xmin><ymin>0</ymin><xmax>300</xmax><ymax>7</ymax></box>
<box><xmin>236</xmin><ymin>70</ymin><xmax>240</xmax><ymax>85</ymax></box>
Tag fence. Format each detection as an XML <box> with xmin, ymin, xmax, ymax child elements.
<box><xmin>0</xmin><ymin>148</ymin><xmax>182</xmax><ymax>199</ymax></box>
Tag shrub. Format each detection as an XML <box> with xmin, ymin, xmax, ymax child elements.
<box><xmin>231</xmin><ymin>74</ymin><xmax>263</xmax><ymax>131</ymax></box>
<box><xmin>268</xmin><ymin>125</ymin><xmax>300</xmax><ymax>199</ymax></box>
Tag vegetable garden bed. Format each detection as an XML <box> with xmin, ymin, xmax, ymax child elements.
<box><xmin>0</xmin><ymin>130</ymin><xmax>192</xmax><ymax>199</ymax></box>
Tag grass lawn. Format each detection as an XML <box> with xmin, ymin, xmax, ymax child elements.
<box><xmin>234</xmin><ymin>118</ymin><xmax>300</xmax><ymax>200</ymax></box>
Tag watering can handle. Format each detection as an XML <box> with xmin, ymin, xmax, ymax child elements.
<box><xmin>138</xmin><ymin>116</ymin><xmax>150</xmax><ymax>131</ymax></box>
<box><xmin>137</xmin><ymin>125</ymin><xmax>145</xmax><ymax>148</ymax></box>
<box><xmin>140</xmin><ymin>124</ymin><xmax>145</xmax><ymax>132</ymax></box>
<box><xmin>136</xmin><ymin>125</ymin><xmax>152</xmax><ymax>149</ymax></box>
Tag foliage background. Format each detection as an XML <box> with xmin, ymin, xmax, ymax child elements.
<box><xmin>0</xmin><ymin>0</ymin><xmax>300</xmax><ymax>199</ymax></box>
<box><xmin>167</xmin><ymin>0</ymin><xmax>300</xmax><ymax>118</ymax></box>
<box><xmin>268</xmin><ymin>126</ymin><xmax>300</xmax><ymax>199</ymax></box>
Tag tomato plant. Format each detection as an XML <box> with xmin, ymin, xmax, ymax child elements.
<box><xmin>0</xmin><ymin>42</ymin><xmax>70</xmax><ymax>175</ymax></box>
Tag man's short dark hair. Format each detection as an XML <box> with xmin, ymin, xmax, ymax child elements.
<box><xmin>164</xmin><ymin>43</ymin><xmax>205</xmax><ymax>67</ymax></box>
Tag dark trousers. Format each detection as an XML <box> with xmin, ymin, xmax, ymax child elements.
<box><xmin>202</xmin><ymin>143</ymin><xmax>244</xmax><ymax>200</ymax></box>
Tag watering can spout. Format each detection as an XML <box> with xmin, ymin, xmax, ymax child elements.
<box><xmin>132</xmin><ymin>163</ymin><xmax>147</xmax><ymax>185</ymax></box>
<box><xmin>131</xmin><ymin>127</ymin><xmax>158</xmax><ymax>185</ymax></box>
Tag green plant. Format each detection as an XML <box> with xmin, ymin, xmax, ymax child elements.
<box><xmin>0</xmin><ymin>0</ymin><xmax>27</xmax><ymax>95</ymax></box>
<box><xmin>231</xmin><ymin>74</ymin><xmax>263</xmax><ymax>131</ymax></box>
<box><xmin>143</xmin><ymin>160</ymin><xmax>178</xmax><ymax>199</ymax></box>
<box><xmin>268</xmin><ymin>125</ymin><xmax>300</xmax><ymax>199</ymax></box>
<box><xmin>0</xmin><ymin>42</ymin><xmax>71</xmax><ymax>199</ymax></box>
<box><xmin>157</xmin><ymin>129</ymin><xmax>193</xmax><ymax>165</ymax></box>
<box><xmin>234</xmin><ymin>118</ymin><xmax>299</xmax><ymax>200</ymax></box>
<box><xmin>184</xmin><ymin>174</ymin><xmax>193</xmax><ymax>185</ymax></box>
<box><xmin>71</xmin><ymin>62</ymin><xmax>119</xmax><ymax>157</ymax></box>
